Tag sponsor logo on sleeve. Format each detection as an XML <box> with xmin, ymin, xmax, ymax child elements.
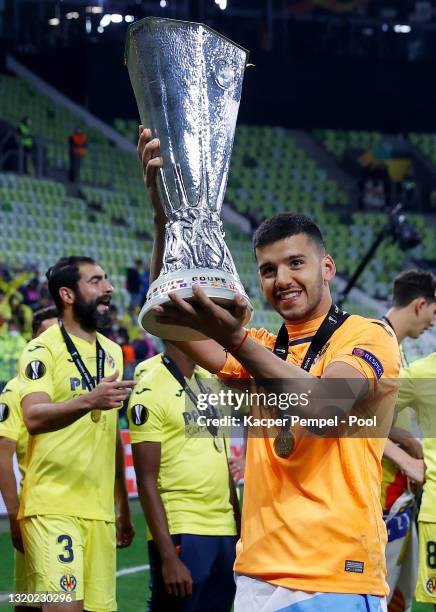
<box><xmin>25</xmin><ymin>360</ymin><xmax>46</xmax><ymax>381</ymax></box>
<box><xmin>0</xmin><ymin>403</ymin><xmax>9</xmax><ymax>422</ymax></box>
<box><xmin>28</xmin><ymin>344</ymin><xmax>45</xmax><ymax>352</ymax></box>
<box><xmin>134</xmin><ymin>387</ymin><xmax>151</xmax><ymax>395</ymax></box>
<box><xmin>131</xmin><ymin>404</ymin><xmax>148</xmax><ymax>426</ymax></box>
<box><xmin>352</xmin><ymin>348</ymin><xmax>384</xmax><ymax>379</ymax></box>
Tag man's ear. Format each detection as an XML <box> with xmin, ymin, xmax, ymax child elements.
<box><xmin>323</xmin><ymin>254</ymin><xmax>336</xmax><ymax>282</ymax></box>
<box><xmin>413</xmin><ymin>297</ymin><xmax>427</xmax><ymax>315</ymax></box>
<box><xmin>59</xmin><ymin>287</ymin><xmax>74</xmax><ymax>306</ymax></box>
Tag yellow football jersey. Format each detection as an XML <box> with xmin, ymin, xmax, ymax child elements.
<box><xmin>18</xmin><ymin>324</ymin><xmax>123</xmax><ymax>522</ymax></box>
<box><xmin>0</xmin><ymin>376</ymin><xmax>28</xmax><ymax>487</ymax></box>
<box><xmin>133</xmin><ymin>354</ymin><xmax>162</xmax><ymax>381</ymax></box>
<box><xmin>128</xmin><ymin>354</ymin><xmax>237</xmax><ymax>538</ymax></box>
<box><xmin>397</xmin><ymin>353</ymin><xmax>436</xmax><ymax>522</ymax></box>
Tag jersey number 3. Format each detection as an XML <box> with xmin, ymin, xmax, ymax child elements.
<box><xmin>57</xmin><ymin>534</ymin><xmax>74</xmax><ymax>563</ymax></box>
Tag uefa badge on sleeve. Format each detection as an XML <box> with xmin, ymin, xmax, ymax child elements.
<box><xmin>0</xmin><ymin>403</ymin><xmax>9</xmax><ymax>422</ymax></box>
<box><xmin>25</xmin><ymin>360</ymin><xmax>46</xmax><ymax>380</ymax></box>
<box><xmin>131</xmin><ymin>404</ymin><xmax>148</xmax><ymax>426</ymax></box>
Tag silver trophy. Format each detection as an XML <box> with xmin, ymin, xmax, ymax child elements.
<box><xmin>125</xmin><ymin>16</ymin><xmax>252</xmax><ymax>340</ymax></box>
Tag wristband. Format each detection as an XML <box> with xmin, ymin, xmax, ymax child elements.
<box><xmin>227</xmin><ymin>330</ymin><xmax>249</xmax><ymax>354</ymax></box>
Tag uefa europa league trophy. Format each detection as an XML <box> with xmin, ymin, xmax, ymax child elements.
<box><xmin>125</xmin><ymin>16</ymin><xmax>252</xmax><ymax>340</ymax></box>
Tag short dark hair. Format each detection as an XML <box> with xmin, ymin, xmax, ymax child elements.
<box><xmin>32</xmin><ymin>306</ymin><xmax>58</xmax><ymax>336</ymax></box>
<box><xmin>253</xmin><ymin>213</ymin><xmax>326</xmax><ymax>252</ymax></box>
<box><xmin>392</xmin><ymin>269</ymin><xmax>436</xmax><ymax>307</ymax></box>
<box><xmin>46</xmin><ymin>256</ymin><xmax>95</xmax><ymax>314</ymax></box>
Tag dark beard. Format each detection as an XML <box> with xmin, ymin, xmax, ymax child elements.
<box><xmin>72</xmin><ymin>292</ymin><xmax>110</xmax><ymax>332</ymax></box>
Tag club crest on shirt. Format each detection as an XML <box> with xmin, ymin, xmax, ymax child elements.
<box><xmin>0</xmin><ymin>403</ymin><xmax>9</xmax><ymax>422</ymax></box>
<box><xmin>105</xmin><ymin>354</ymin><xmax>115</xmax><ymax>370</ymax></box>
<box><xmin>426</xmin><ymin>577</ymin><xmax>436</xmax><ymax>595</ymax></box>
<box><xmin>60</xmin><ymin>574</ymin><xmax>77</xmax><ymax>592</ymax></box>
<box><xmin>131</xmin><ymin>404</ymin><xmax>148</xmax><ymax>426</ymax></box>
<box><xmin>25</xmin><ymin>360</ymin><xmax>46</xmax><ymax>380</ymax></box>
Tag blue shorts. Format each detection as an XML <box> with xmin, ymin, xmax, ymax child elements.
<box><xmin>148</xmin><ymin>534</ymin><xmax>237</xmax><ymax>612</ymax></box>
<box><xmin>234</xmin><ymin>575</ymin><xmax>387</xmax><ymax>612</ymax></box>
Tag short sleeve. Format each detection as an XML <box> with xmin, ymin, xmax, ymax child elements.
<box><xmin>328</xmin><ymin>319</ymin><xmax>401</xmax><ymax>382</ymax></box>
<box><xmin>18</xmin><ymin>342</ymin><xmax>54</xmax><ymax>401</ymax></box>
<box><xmin>0</xmin><ymin>380</ymin><xmax>21</xmax><ymax>441</ymax></box>
<box><xmin>128</xmin><ymin>387</ymin><xmax>167</xmax><ymax>444</ymax></box>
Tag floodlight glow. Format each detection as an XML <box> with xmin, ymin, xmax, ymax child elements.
<box><xmin>97</xmin><ymin>26</ymin><xmax>104</xmax><ymax>33</ymax></box>
<box><xmin>394</xmin><ymin>24</ymin><xmax>411</xmax><ymax>33</ymax></box>
<box><xmin>125</xmin><ymin>15</ymin><xmax>134</xmax><ymax>23</ymax></box>
<box><xmin>99</xmin><ymin>14</ymin><xmax>111</xmax><ymax>27</ymax></box>
<box><xmin>86</xmin><ymin>6</ymin><xmax>103</xmax><ymax>13</ymax></box>
<box><xmin>66</xmin><ymin>12</ymin><xmax>79</xmax><ymax>19</ymax></box>
<box><xmin>111</xmin><ymin>14</ymin><xmax>123</xmax><ymax>23</ymax></box>
<box><xmin>86</xmin><ymin>18</ymin><xmax>92</xmax><ymax>33</ymax></box>
<box><xmin>160</xmin><ymin>0</ymin><xmax>167</xmax><ymax>6</ymax></box>
<box><xmin>48</xmin><ymin>17</ymin><xmax>60</xmax><ymax>26</ymax></box>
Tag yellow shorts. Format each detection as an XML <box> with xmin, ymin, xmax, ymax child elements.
<box><xmin>415</xmin><ymin>521</ymin><xmax>436</xmax><ymax>603</ymax></box>
<box><xmin>15</xmin><ymin>548</ymin><xmax>27</xmax><ymax>593</ymax></box>
<box><xmin>21</xmin><ymin>515</ymin><xmax>116</xmax><ymax>612</ymax></box>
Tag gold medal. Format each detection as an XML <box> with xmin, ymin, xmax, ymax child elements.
<box><xmin>273</xmin><ymin>427</ymin><xmax>295</xmax><ymax>458</ymax></box>
<box><xmin>214</xmin><ymin>436</ymin><xmax>224</xmax><ymax>453</ymax></box>
<box><xmin>91</xmin><ymin>410</ymin><xmax>101</xmax><ymax>423</ymax></box>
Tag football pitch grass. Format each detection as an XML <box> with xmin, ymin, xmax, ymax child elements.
<box><xmin>0</xmin><ymin>501</ymin><xmax>433</xmax><ymax>611</ymax></box>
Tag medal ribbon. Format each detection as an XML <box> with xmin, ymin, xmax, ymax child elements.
<box><xmin>59</xmin><ymin>321</ymin><xmax>105</xmax><ymax>392</ymax></box>
<box><xmin>272</xmin><ymin>303</ymin><xmax>350</xmax><ymax>456</ymax></box>
<box><xmin>161</xmin><ymin>354</ymin><xmax>222</xmax><ymax>447</ymax></box>
<box><xmin>273</xmin><ymin>303</ymin><xmax>350</xmax><ymax>370</ymax></box>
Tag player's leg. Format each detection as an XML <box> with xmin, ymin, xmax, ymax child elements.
<box><xmin>415</xmin><ymin>521</ymin><xmax>436</xmax><ymax>608</ymax></box>
<box><xmin>177</xmin><ymin>534</ymin><xmax>221</xmax><ymax>612</ymax></box>
<box><xmin>20</xmin><ymin>515</ymin><xmax>85</xmax><ymax>612</ymax></box>
<box><xmin>147</xmin><ymin>537</ymin><xmax>183</xmax><ymax>612</ymax></box>
<box><xmin>14</xmin><ymin>548</ymin><xmax>41</xmax><ymax>612</ymax></box>
<box><xmin>82</xmin><ymin>520</ymin><xmax>117</xmax><ymax>612</ymax></box>
<box><xmin>197</xmin><ymin>535</ymin><xmax>237</xmax><ymax>612</ymax></box>
<box><xmin>148</xmin><ymin>534</ymin><xmax>217</xmax><ymax>612</ymax></box>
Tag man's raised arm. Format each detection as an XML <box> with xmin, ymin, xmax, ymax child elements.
<box><xmin>138</xmin><ymin>126</ymin><xmax>227</xmax><ymax>374</ymax></box>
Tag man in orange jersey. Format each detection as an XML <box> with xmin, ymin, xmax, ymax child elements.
<box><xmin>138</xmin><ymin>127</ymin><xmax>400</xmax><ymax>611</ymax></box>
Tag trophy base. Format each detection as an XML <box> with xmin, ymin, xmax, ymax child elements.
<box><xmin>138</xmin><ymin>268</ymin><xmax>253</xmax><ymax>341</ymax></box>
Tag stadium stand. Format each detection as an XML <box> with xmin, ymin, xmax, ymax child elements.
<box><xmin>1</xmin><ymin>72</ymin><xmax>436</xmax><ymax>382</ymax></box>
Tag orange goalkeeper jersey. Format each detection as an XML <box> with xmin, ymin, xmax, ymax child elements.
<box><xmin>220</xmin><ymin>311</ymin><xmax>400</xmax><ymax>595</ymax></box>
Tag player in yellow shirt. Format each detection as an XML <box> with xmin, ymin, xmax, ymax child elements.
<box><xmin>380</xmin><ymin>269</ymin><xmax>436</xmax><ymax>611</ymax></box>
<box><xmin>138</xmin><ymin>127</ymin><xmax>400</xmax><ymax>611</ymax></box>
<box><xmin>129</xmin><ymin>343</ymin><xmax>239</xmax><ymax>611</ymax></box>
<box><xmin>0</xmin><ymin>306</ymin><xmax>58</xmax><ymax>612</ymax></box>
<box><xmin>133</xmin><ymin>353</ymin><xmax>161</xmax><ymax>381</ymax></box>
<box><xmin>18</xmin><ymin>256</ymin><xmax>135</xmax><ymax>612</ymax></box>
<box><xmin>396</xmin><ymin>353</ymin><xmax>436</xmax><ymax>608</ymax></box>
